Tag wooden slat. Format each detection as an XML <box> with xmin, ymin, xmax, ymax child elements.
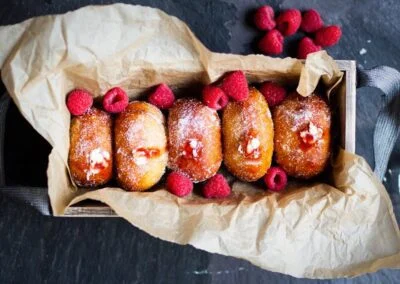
<box><xmin>63</xmin><ymin>205</ymin><xmax>117</xmax><ymax>217</ymax></box>
<box><xmin>343</xmin><ymin>61</ymin><xmax>357</xmax><ymax>153</ymax></box>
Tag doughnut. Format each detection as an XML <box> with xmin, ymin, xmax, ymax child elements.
<box><xmin>273</xmin><ymin>92</ymin><xmax>331</xmax><ymax>179</ymax></box>
<box><xmin>222</xmin><ymin>88</ymin><xmax>274</xmax><ymax>181</ymax></box>
<box><xmin>68</xmin><ymin>108</ymin><xmax>113</xmax><ymax>187</ymax></box>
<box><xmin>114</xmin><ymin>101</ymin><xmax>168</xmax><ymax>191</ymax></box>
<box><xmin>168</xmin><ymin>99</ymin><xmax>222</xmax><ymax>182</ymax></box>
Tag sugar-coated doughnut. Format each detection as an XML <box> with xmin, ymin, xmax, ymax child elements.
<box><xmin>168</xmin><ymin>99</ymin><xmax>222</xmax><ymax>182</ymax></box>
<box><xmin>115</xmin><ymin>101</ymin><xmax>168</xmax><ymax>191</ymax></box>
<box><xmin>222</xmin><ymin>88</ymin><xmax>274</xmax><ymax>181</ymax></box>
<box><xmin>68</xmin><ymin>108</ymin><xmax>113</xmax><ymax>187</ymax></box>
<box><xmin>273</xmin><ymin>93</ymin><xmax>331</xmax><ymax>179</ymax></box>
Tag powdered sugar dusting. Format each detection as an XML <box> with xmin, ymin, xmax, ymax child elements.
<box><xmin>168</xmin><ymin>99</ymin><xmax>222</xmax><ymax>182</ymax></box>
<box><xmin>74</xmin><ymin>109</ymin><xmax>111</xmax><ymax>157</ymax></box>
<box><xmin>69</xmin><ymin>108</ymin><xmax>113</xmax><ymax>187</ymax></box>
<box><xmin>290</xmin><ymin>109</ymin><xmax>313</xmax><ymax>131</ymax></box>
<box><xmin>273</xmin><ymin>93</ymin><xmax>331</xmax><ymax>178</ymax></box>
<box><xmin>115</xmin><ymin>102</ymin><xmax>167</xmax><ymax>190</ymax></box>
<box><xmin>174</xmin><ymin>101</ymin><xmax>217</xmax><ymax>149</ymax></box>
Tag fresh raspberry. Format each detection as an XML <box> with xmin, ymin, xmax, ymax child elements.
<box><xmin>166</xmin><ymin>171</ymin><xmax>193</xmax><ymax>197</ymax></box>
<box><xmin>258</xmin><ymin>29</ymin><xmax>284</xmax><ymax>55</ymax></box>
<box><xmin>221</xmin><ymin>71</ymin><xmax>249</xmax><ymax>102</ymax></box>
<box><xmin>264</xmin><ymin>167</ymin><xmax>288</xmax><ymax>192</ymax></box>
<box><xmin>297</xmin><ymin>37</ymin><xmax>322</xmax><ymax>59</ymax></box>
<box><xmin>202</xmin><ymin>85</ymin><xmax>228</xmax><ymax>110</ymax></box>
<box><xmin>148</xmin><ymin>83</ymin><xmax>175</xmax><ymax>109</ymax></box>
<box><xmin>202</xmin><ymin>174</ymin><xmax>231</xmax><ymax>198</ymax></box>
<box><xmin>276</xmin><ymin>9</ymin><xmax>301</xmax><ymax>36</ymax></box>
<box><xmin>66</xmin><ymin>89</ymin><xmax>93</xmax><ymax>116</ymax></box>
<box><xmin>300</xmin><ymin>9</ymin><xmax>324</xmax><ymax>33</ymax></box>
<box><xmin>259</xmin><ymin>82</ymin><xmax>287</xmax><ymax>107</ymax></box>
<box><xmin>314</xmin><ymin>25</ymin><xmax>342</xmax><ymax>47</ymax></box>
<box><xmin>254</xmin><ymin>5</ymin><xmax>276</xmax><ymax>31</ymax></box>
<box><xmin>102</xmin><ymin>87</ymin><xmax>129</xmax><ymax>113</ymax></box>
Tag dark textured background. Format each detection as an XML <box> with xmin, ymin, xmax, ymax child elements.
<box><xmin>1</xmin><ymin>0</ymin><xmax>400</xmax><ymax>283</ymax></box>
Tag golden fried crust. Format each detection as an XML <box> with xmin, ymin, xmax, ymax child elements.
<box><xmin>273</xmin><ymin>93</ymin><xmax>331</xmax><ymax>179</ymax></box>
<box><xmin>114</xmin><ymin>101</ymin><xmax>168</xmax><ymax>191</ymax></box>
<box><xmin>168</xmin><ymin>99</ymin><xmax>222</xmax><ymax>182</ymax></box>
<box><xmin>68</xmin><ymin>108</ymin><xmax>113</xmax><ymax>187</ymax></box>
<box><xmin>222</xmin><ymin>88</ymin><xmax>274</xmax><ymax>181</ymax></box>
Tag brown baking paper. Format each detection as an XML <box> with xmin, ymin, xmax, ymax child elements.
<box><xmin>0</xmin><ymin>4</ymin><xmax>399</xmax><ymax>279</ymax></box>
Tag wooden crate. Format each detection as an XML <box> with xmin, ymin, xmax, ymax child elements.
<box><xmin>1</xmin><ymin>60</ymin><xmax>357</xmax><ymax>217</ymax></box>
<box><xmin>63</xmin><ymin>60</ymin><xmax>357</xmax><ymax>217</ymax></box>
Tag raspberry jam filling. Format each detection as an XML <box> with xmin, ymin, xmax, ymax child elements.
<box><xmin>238</xmin><ymin>130</ymin><xmax>261</xmax><ymax>159</ymax></box>
<box><xmin>86</xmin><ymin>148</ymin><xmax>110</xmax><ymax>179</ymax></box>
<box><xmin>299</xmin><ymin>122</ymin><xmax>323</xmax><ymax>146</ymax></box>
<box><xmin>182</xmin><ymin>139</ymin><xmax>203</xmax><ymax>159</ymax></box>
<box><xmin>132</xmin><ymin>147</ymin><xmax>161</xmax><ymax>165</ymax></box>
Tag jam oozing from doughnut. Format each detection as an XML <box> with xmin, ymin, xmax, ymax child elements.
<box><xmin>131</xmin><ymin>147</ymin><xmax>161</xmax><ymax>165</ymax></box>
<box><xmin>182</xmin><ymin>138</ymin><xmax>203</xmax><ymax>159</ymax></box>
<box><xmin>86</xmin><ymin>148</ymin><xmax>110</xmax><ymax>180</ymax></box>
<box><xmin>299</xmin><ymin>122</ymin><xmax>323</xmax><ymax>150</ymax></box>
<box><xmin>176</xmin><ymin>137</ymin><xmax>206</xmax><ymax>174</ymax></box>
<box><xmin>238</xmin><ymin>129</ymin><xmax>261</xmax><ymax>159</ymax></box>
